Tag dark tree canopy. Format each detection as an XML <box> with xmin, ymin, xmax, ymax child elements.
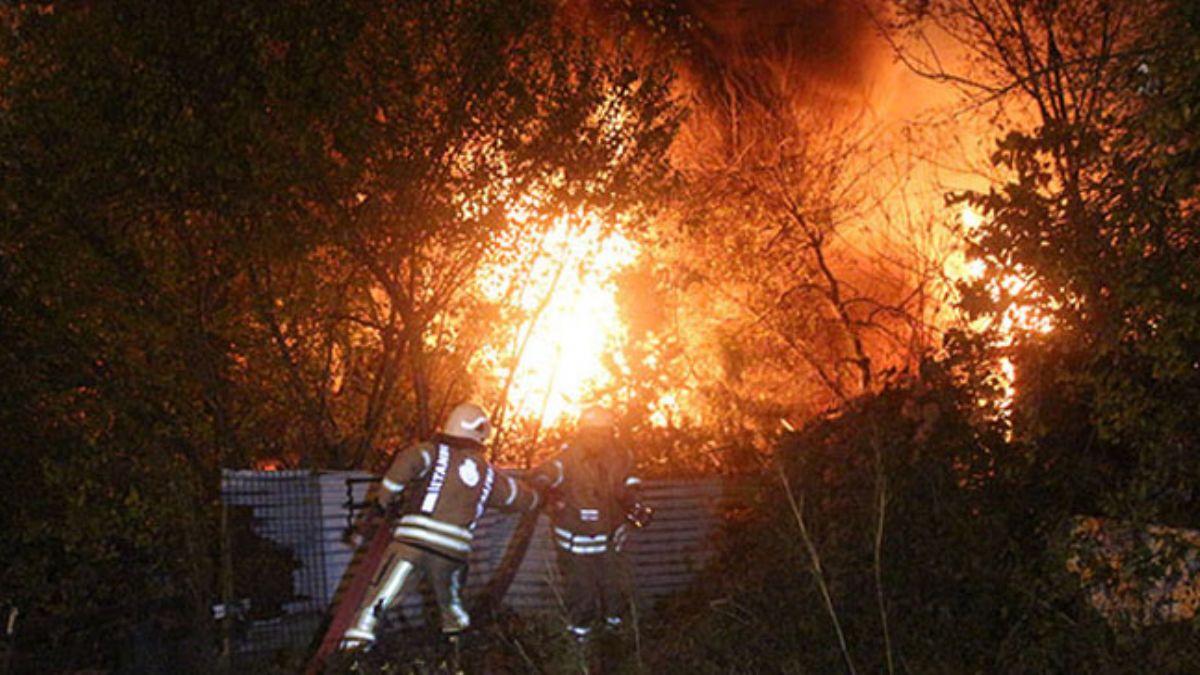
<box><xmin>2</xmin><ymin>0</ymin><xmax>1199</xmax><ymax>671</ymax></box>
<box><xmin>0</xmin><ymin>0</ymin><xmax>678</xmax><ymax>667</ymax></box>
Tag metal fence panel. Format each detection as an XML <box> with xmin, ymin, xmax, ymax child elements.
<box><xmin>222</xmin><ymin>470</ymin><xmax>738</xmax><ymax>657</ymax></box>
<box><xmin>220</xmin><ymin>470</ymin><xmax>329</xmax><ymax>660</ymax></box>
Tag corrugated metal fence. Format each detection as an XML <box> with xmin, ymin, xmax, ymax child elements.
<box><xmin>221</xmin><ymin>470</ymin><xmax>741</xmax><ymax>661</ymax></box>
<box><xmin>221</xmin><ymin>471</ymin><xmax>330</xmax><ymax>657</ymax></box>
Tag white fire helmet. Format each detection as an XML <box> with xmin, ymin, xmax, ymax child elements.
<box><xmin>578</xmin><ymin>405</ymin><xmax>616</xmax><ymax>431</ymax></box>
<box><xmin>442</xmin><ymin>402</ymin><xmax>492</xmax><ymax>444</ymax></box>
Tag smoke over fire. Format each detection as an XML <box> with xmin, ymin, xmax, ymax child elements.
<box><xmin>679</xmin><ymin>0</ymin><xmax>886</xmax><ymax>105</ymax></box>
<box><xmin>575</xmin><ymin>0</ymin><xmax>895</xmax><ymax>128</ymax></box>
<box><xmin>574</xmin><ymin>0</ymin><xmax>964</xmax><ymax>167</ymax></box>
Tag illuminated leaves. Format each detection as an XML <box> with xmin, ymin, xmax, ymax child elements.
<box><xmin>921</xmin><ymin>0</ymin><xmax>1200</xmax><ymax>522</ymax></box>
<box><xmin>0</xmin><ymin>0</ymin><xmax>680</xmax><ymax>661</ymax></box>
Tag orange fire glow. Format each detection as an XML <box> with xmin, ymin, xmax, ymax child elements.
<box><xmin>947</xmin><ymin>205</ymin><xmax>1055</xmax><ymax>411</ymax></box>
<box><xmin>474</xmin><ymin>208</ymin><xmax>637</xmax><ymax>425</ymax></box>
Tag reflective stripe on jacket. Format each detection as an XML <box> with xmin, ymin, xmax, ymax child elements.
<box><xmin>553</xmin><ymin>526</ymin><xmax>610</xmax><ymax>555</ymax></box>
<box><xmin>531</xmin><ymin>430</ymin><xmax>641</xmax><ymax>553</ymax></box>
<box><xmin>381</xmin><ymin>435</ymin><xmax>537</xmax><ymax>560</ymax></box>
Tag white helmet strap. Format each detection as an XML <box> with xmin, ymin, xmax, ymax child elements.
<box><xmin>460</xmin><ymin>416</ymin><xmax>489</xmax><ymax>431</ymax></box>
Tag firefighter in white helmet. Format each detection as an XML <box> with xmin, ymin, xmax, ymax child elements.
<box><xmin>531</xmin><ymin>405</ymin><xmax>651</xmax><ymax>641</ymax></box>
<box><xmin>339</xmin><ymin>402</ymin><xmax>539</xmax><ymax>649</ymax></box>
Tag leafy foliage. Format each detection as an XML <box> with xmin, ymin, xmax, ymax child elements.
<box><xmin>632</xmin><ymin>357</ymin><xmax>1200</xmax><ymax>673</ymax></box>
<box><xmin>0</xmin><ymin>0</ymin><xmax>678</xmax><ymax>668</ymax></box>
<box><xmin>629</xmin><ymin>4</ymin><xmax>1200</xmax><ymax>671</ymax></box>
<box><xmin>938</xmin><ymin>0</ymin><xmax>1200</xmax><ymax>524</ymax></box>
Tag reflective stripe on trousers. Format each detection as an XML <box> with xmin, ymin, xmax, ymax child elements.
<box><xmin>339</xmin><ymin>543</ymin><xmax>471</xmax><ymax>647</ymax></box>
<box><xmin>344</xmin><ymin>557</ymin><xmax>416</xmax><ymax>645</ymax></box>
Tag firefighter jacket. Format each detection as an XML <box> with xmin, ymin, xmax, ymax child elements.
<box><xmin>378</xmin><ymin>433</ymin><xmax>538</xmax><ymax>561</ymax></box>
<box><xmin>531</xmin><ymin>431</ymin><xmax>642</xmax><ymax>556</ymax></box>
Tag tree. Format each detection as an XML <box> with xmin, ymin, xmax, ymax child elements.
<box><xmin>0</xmin><ymin>0</ymin><xmax>678</xmax><ymax>667</ymax></box>
<box><xmin>0</xmin><ymin>1</ymin><xmax>369</xmax><ymax>666</ymax></box>
<box><xmin>647</xmin><ymin>97</ymin><xmax>946</xmax><ymax>454</ymax></box>
<box><xmin>241</xmin><ymin>0</ymin><xmax>680</xmax><ymax>468</ymax></box>
<box><xmin>893</xmin><ymin>0</ymin><xmax>1200</xmax><ymax>523</ymax></box>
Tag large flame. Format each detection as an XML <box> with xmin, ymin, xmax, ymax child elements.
<box><xmin>475</xmin><ymin>208</ymin><xmax>637</xmax><ymax>425</ymax></box>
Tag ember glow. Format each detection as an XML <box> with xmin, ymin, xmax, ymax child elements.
<box><xmin>475</xmin><ymin>209</ymin><xmax>638</xmax><ymax>424</ymax></box>
<box><xmin>958</xmin><ymin>205</ymin><xmax>1055</xmax><ymax>338</ymax></box>
<box><xmin>944</xmin><ymin>205</ymin><xmax>988</xmax><ymax>284</ymax></box>
<box><xmin>948</xmin><ymin>205</ymin><xmax>1055</xmax><ymax>411</ymax></box>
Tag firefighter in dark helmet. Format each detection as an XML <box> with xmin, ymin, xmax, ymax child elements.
<box><xmin>531</xmin><ymin>405</ymin><xmax>651</xmax><ymax>641</ymax></box>
<box><xmin>339</xmin><ymin>402</ymin><xmax>539</xmax><ymax>649</ymax></box>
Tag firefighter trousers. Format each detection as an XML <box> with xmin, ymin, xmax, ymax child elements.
<box><xmin>556</xmin><ymin>549</ymin><xmax>631</xmax><ymax>635</ymax></box>
<box><xmin>343</xmin><ymin>541</ymin><xmax>470</xmax><ymax>646</ymax></box>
